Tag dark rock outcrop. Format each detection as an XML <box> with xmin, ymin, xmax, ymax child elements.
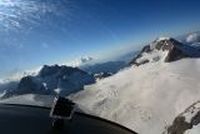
<box><xmin>17</xmin><ymin>76</ymin><xmax>47</xmax><ymax>95</ymax></box>
<box><xmin>94</xmin><ymin>72</ymin><xmax>112</xmax><ymax>80</ymax></box>
<box><xmin>167</xmin><ymin>116</ymin><xmax>192</xmax><ymax>134</ymax></box>
<box><xmin>164</xmin><ymin>45</ymin><xmax>188</xmax><ymax>62</ymax></box>
<box><xmin>166</xmin><ymin>101</ymin><xmax>200</xmax><ymax>134</ymax></box>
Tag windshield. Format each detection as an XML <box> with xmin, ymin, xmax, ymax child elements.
<box><xmin>0</xmin><ymin>0</ymin><xmax>200</xmax><ymax>134</ymax></box>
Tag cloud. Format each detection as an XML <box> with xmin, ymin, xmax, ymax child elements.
<box><xmin>1</xmin><ymin>66</ymin><xmax>42</xmax><ymax>83</ymax></box>
<box><xmin>0</xmin><ymin>0</ymin><xmax>73</xmax><ymax>31</ymax></box>
<box><xmin>80</xmin><ymin>56</ymin><xmax>93</xmax><ymax>64</ymax></box>
<box><xmin>65</xmin><ymin>56</ymin><xmax>95</xmax><ymax>67</ymax></box>
<box><xmin>186</xmin><ymin>33</ymin><xmax>200</xmax><ymax>43</ymax></box>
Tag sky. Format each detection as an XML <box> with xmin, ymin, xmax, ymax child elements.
<box><xmin>0</xmin><ymin>0</ymin><xmax>200</xmax><ymax>78</ymax></box>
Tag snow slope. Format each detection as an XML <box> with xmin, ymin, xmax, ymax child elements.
<box><xmin>185</xmin><ymin>124</ymin><xmax>200</xmax><ymax>134</ymax></box>
<box><xmin>70</xmin><ymin>58</ymin><xmax>200</xmax><ymax>134</ymax></box>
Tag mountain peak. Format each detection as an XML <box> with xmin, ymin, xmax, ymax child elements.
<box><xmin>129</xmin><ymin>37</ymin><xmax>198</xmax><ymax>66</ymax></box>
<box><xmin>151</xmin><ymin>37</ymin><xmax>181</xmax><ymax>51</ymax></box>
<box><xmin>38</xmin><ymin>64</ymin><xmax>82</xmax><ymax>78</ymax></box>
<box><xmin>155</xmin><ymin>36</ymin><xmax>171</xmax><ymax>42</ymax></box>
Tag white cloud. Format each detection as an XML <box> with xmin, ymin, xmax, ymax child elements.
<box><xmin>1</xmin><ymin>66</ymin><xmax>42</xmax><ymax>83</ymax></box>
<box><xmin>186</xmin><ymin>33</ymin><xmax>200</xmax><ymax>43</ymax></box>
<box><xmin>0</xmin><ymin>0</ymin><xmax>73</xmax><ymax>31</ymax></box>
<box><xmin>64</xmin><ymin>56</ymin><xmax>95</xmax><ymax>67</ymax></box>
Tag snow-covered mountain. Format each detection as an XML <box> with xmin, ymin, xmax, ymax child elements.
<box><xmin>0</xmin><ymin>59</ymin><xmax>130</xmax><ymax>99</ymax></box>
<box><xmin>129</xmin><ymin>37</ymin><xmax>200</xmax><ymax>66</ymax></box>
<box><xmin>0</xmin><ymin>64</ymin><xmax>95</xmax><ymax>98</ymax></box>
<box><xmin>69</xmin><ymin>37</ymin><xmax>200</xmax><ymax>134</ymax></box>
<box><xmin>1</xmin><ymin>36</ymin><xmax>200</xmax><ymax>134</ymax></box>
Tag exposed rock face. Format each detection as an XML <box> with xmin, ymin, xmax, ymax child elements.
<box><xmin>94</xmin><ymin>72</ymin><xmax>112</xmax><ymax>80</ymax></box>
<box><xmin>141</xmin><ymin>45</ymin><xmax>151</xmax><ymax>53</ymax></box>
<box><xmin>164</xmin><ymin>45</ymin><xmax>187</xmax><ymax>62</ymax></box>
<box><xmin>39</xmin><ymin>65</ymin><xmax>87</xmax><ymax>78</ymax></box>
<box><xmin>129</xmin><ymin>38</ymin><xmax>196</xmax><ymax>66</ymax></box>
<box><xmin>167</xmin><ymin>116</ymin><xmax>192</xmax><ymax>134</ymax></box>
<box><xmin>160</xmin><ymin>38</ymin><xmax>188</xmax><ymax>62</ymax></box>
<box><xmin>17</xmin><ymin>76</ymin><xmax>47</xmax><ymax>95</ymax></box>
<box><xmin>2</xmin><ymin>65</ymin><xmax>95</xmax><ymax>98</ymax></box>
<box><xmin>165</xmin><ymin>101</ymin><xmax>200</xmax><ymax>134</ymax></box>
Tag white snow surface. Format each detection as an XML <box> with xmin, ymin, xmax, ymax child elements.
<box><xmin>70</xmin><ymin>58</ymin><xmax>200</xmax><ymax>134</ymax></box>
<box><xmin>156</xmin><ymin>37</ymin><xmax>171</xmax><ymax>42</ymax></box>
<box><xmin>136</xmin><ymin>49</ymin><xmax>168</xmax><ymax>64</ymax></box>
<box><xmin>185</xmin><ymin>123</ymin><xmax>200</xmax><ymax>134</ymax></box>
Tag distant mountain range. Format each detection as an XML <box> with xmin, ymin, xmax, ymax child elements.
<box><xmin>0</xmin><ymin>65</ymin><xmax>95</xmax><ymax>98</ymax></box>
<box><xmin>80</xmin><ymin>61</ymin><xmax>127</xmax><ymax>74</ymax></box>
<box><xmin>0</xmin><ymin>50</ymin><xmax>136</xmax><ymax>99</ymax></box>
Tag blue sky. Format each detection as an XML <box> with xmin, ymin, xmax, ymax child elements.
<box><xmin>0</xmin><ymin>0</ymin><xmax>200</xmax><ymax>78</ymax></box>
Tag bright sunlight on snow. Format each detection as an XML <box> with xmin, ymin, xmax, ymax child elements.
<box><xmin>70</xmin><ymin>58</ymin><xmax>200</xmax><ymax>134</ymax></box>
